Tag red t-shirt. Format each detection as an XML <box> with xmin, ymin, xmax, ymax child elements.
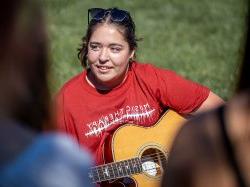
<box><xmin>56</xmin><ymin>62</ymin><xmax>209</xmax><ymax>164</ymax></box>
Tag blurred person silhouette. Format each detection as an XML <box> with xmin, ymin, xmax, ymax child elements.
<box><xmin>161</xmin><ymin>2</ymin><xmax>250</xmax><ymax>187</ymax></box>
<box><xmin>0</xmin><ymin>0</ymin><xmax>93</xmax><ymax>187</ymax></box>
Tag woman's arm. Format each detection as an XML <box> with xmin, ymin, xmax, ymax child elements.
<box><xmin>192</xmin><ymin>91</ymin><xmax>225</xmax><ymax>115</ymax></box>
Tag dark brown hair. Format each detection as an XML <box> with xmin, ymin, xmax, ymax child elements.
<box><xmin>0</xmin><ymin>0</ymin><xmax>51</xmax><ymax>131</ymax></box>
<box><xmin>237</xmin><ymin>1</ymin><xmax>250</xmax><ymax>93</ymax></box>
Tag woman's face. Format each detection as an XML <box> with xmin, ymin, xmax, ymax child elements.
<box><xmin>87</xmin><ymin>23</ymin><xmax>134</xmax><ymax>89</ymax></box>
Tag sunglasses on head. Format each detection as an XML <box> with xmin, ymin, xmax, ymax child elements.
<box><xmin>88</xmin><ymin>8</ymin><xmax>130</xmax><ymax>24</ymax></box>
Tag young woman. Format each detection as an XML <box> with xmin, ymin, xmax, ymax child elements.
<box><xmin>56</xmin><ymin>8</ymin><xmax>223</xmax><ymax>166</ymax></box>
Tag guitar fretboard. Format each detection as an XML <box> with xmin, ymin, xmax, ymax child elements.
<box><xmin>89</xmin><ymin>157</ymin><xmax>143</xmax><ymax>183</ymax></box>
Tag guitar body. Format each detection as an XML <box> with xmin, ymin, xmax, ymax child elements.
<box><xmin>103</xmin><ymin>110</ymin><xmax>185</xmax><ymax>187</ymax></box>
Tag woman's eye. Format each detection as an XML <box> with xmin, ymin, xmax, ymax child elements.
<box><xmin>90</xmin><ymin>44</ymin><xmax>100</xmax><ymax>51</ymax></box>
<box><xmin>110</xmin><ymin>47</ymin><xmax>121</xmax><ymax>53</ymax></box>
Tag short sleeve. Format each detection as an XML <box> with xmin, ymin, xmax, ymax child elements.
<box><xmin>135</xmin><ymin>63</ymin><xmax>210</xmax><ymax>114</ymax></box>
<box><xmin>156</xmin><ymin>69</ymin><xmax>210</xmax><ymax>114</ymax></box>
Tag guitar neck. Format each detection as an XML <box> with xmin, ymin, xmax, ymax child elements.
<box><xmin>89</xmin><ymin>157</ymin><xmax>143</xmax><ymax>183</ymax></box>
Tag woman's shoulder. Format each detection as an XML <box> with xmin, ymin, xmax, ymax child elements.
<box><xmin>132</xmin><ymin>61</ymin><xmax>158</xmax><ymax>71</ymax></box>
<box><xmin>132</xmin><ymin>61</ymin><xmax>174</xmax><ymax>73</ymax></box>
<box><xmin>131</xmin><ymin>61</ymin><xmax>177</xmax><ymax>80</ymax></box>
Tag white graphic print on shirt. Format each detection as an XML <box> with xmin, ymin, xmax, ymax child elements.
<box><xmin>85</xmin><ymin>103</ymin><xmax>156</xmax><ymax>137</ymax></box>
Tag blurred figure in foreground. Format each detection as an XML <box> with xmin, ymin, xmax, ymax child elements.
<box><xmin>0</xmin><ymin>0</ymin><xmax>93</xmax><ymax>186</ymax></box>
<box><xmin>161</xmin><ymin>3</ymin><xmax>250</xmax><ymax>187</ymax></box>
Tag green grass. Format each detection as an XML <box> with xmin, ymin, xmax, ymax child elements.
<box><xmin>42</xmin><ymin>0</ymin><xmax>247</xmax><ymax>100</ymax></box>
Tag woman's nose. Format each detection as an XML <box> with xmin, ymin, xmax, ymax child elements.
<box><xmin>99</xmin><ymin>48</ymin><xmax>109</xmax><ymax>63</ymax></box>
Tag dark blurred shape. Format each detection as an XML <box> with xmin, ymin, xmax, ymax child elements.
<box><xmin>0</xmin><ymin>1</ymin><xmax>94</xmax><ymax>187</ymax></box>
<box><xmin>161</xmin><ymin>1</ymin><xmax>250</xmax><ymax>187</ymax></box>
<box><xmin>0</xmin><ymin>0</ymin><xmax>50</xmax><ymax>167</ymax></box>
<box><xmin>0</xmin><ymin>0</ymin><xmax>50</xmax><ymax>132</ymax></box>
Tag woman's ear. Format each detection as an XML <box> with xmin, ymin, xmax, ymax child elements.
<box><xmin>129</xmin><ymin>49</ymin><xmax>135</xmax><ymax>60</ymax></box>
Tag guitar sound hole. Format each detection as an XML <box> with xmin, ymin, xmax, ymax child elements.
<box><xmin>141</xmin><ymin>148</ymin><xmax>167</xmax><ymax>177</ymax></box>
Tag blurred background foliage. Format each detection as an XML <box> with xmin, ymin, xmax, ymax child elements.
<box><xmin>42</xmin><ymin>0</ymin><xmax>247</xmax><ymax>100</ymax></box>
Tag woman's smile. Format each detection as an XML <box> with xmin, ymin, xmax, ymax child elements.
<box><xmin>96</xmin><ymin>65</ymin><xmax>113</xmax><ymax>73</ymax></box>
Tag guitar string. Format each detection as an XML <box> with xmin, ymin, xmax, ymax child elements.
<box><xmin>90</xmin><ymin>158</ymin><xmax>142</xmax><ymax>181</ymax></box>
<box><xmin>90</xmin><ymin>153</ymin><xmax>168</xmax><ymax>182</ymax></box>
<box><xmin>91</xmin><ymin>151</ymin><xmax>167</xmax><ymax>170</ymax></box>
<box><xmin>90</xmin><ymin>165</ymin><xmax>165</xmax><ymax>183</ymax></box>
<box><xmin>91</xmin><ymin>152</ymin><xmax>167</xmax><ymax>172</ymax></box>
<box><xmin>91</xmin><ymin>156</ymin><xmax>166</xmax><ymax>179</ymax></box>
<box><xmin>90</xmin><ymin>164</ymin><xmax>165</xmax><ymax>183</ymax></box>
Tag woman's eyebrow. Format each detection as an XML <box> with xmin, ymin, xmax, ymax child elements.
<box><xmin>109</xmin><ymin>43</ymin><xmax>123</xmax><ymax>47</ymax></box>
<box><xmin>89</xmin><ymin>42</ymin><xmax>123</xmax><ymax>47</ymax></box>
<box><xmin>89</xmin><ymin>41</ymin><xmax>101</xmax><ymax>45</ymax></box>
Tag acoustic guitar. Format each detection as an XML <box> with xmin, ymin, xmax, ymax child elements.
<box><xmin>89</xmin><ymin>110</ymin><xmax>185</xmax><ymax>187</ymax></box>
